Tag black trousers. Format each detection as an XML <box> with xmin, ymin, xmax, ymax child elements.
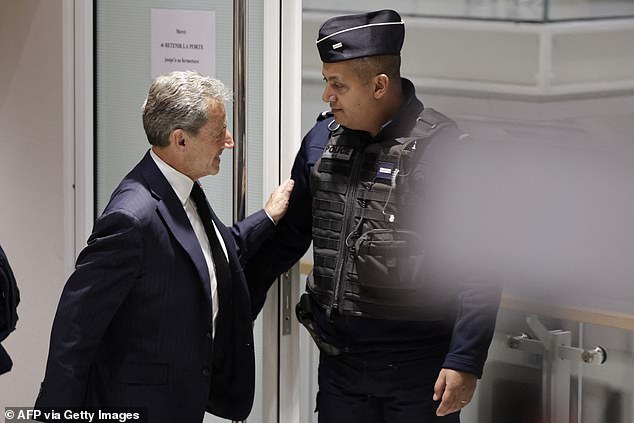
<box><xmin>317</xmin><ymin>351</ymin><xmax>461</xmax><ymax>423</ymax></box>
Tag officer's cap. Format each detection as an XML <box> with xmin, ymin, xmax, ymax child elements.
<box><xmin>316</xmin><ymin>9</ymin><xmax>404</xmax><ymax>63</ymax></box>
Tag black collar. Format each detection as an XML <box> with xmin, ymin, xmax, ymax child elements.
<box><xmin>376</xmin><ymin>78</ymin><xmax>424</xmax><ymax>142</ymax></box>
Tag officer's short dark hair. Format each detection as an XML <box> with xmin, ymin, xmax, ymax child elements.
<box><xmin>349</xmin><ymin>55</ymin><xmax>401</xmax><ymax>85</ymax></box>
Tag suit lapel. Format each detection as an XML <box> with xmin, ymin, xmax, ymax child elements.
<box><xmin>139</xmin><ymin>152</ymin><xmax>212</xmax><ymax>303</ymax></box>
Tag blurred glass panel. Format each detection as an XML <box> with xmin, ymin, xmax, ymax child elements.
<box><xmin>573</xmin><ymin>323</ymin><xmax>634</xmax><ymax>423</ymax></box>
<box><xmin>303</xmin><ymin>0</ymin><xmax>634</xmax><ymax>22</ymax></box>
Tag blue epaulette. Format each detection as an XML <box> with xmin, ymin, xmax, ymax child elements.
<box><xmin>316</xmin><ymin>110</ymin><xmax>333</xmax><ymax>122</ymax></box>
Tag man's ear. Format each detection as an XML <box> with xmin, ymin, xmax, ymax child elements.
<box><xmin>170</xmin><ymin>129</ymin><xmax>187</xmax><ymax>148</ymax></box>
<box><xmin>373</xmin><ymin>74</ymin><xmax>389</xmax><ymax>99</ymax></box>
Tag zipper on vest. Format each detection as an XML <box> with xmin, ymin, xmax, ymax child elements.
<box><xmin>327</xmin><ymin>142</ymin><xmax>366</xmax><ymax>321</ymax></box>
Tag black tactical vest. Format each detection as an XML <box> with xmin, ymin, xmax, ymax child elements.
<box><xmin>307</xmin><ymin>108</ymin><xmax>463</xmax><ymax>321</ymax></box>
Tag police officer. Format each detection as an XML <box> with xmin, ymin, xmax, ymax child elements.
<box><xmin>246</xmin><ymin>9</ymin><xmax>501</xmax><ymax>422</ymax></box>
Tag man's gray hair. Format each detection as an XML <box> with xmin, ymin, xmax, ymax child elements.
<box><xmin>142</xmin><ymin>71</ymin><xmax>231</xmax><ymax>147</ymax></box>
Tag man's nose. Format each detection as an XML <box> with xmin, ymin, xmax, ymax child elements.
<box><xmin>322</xmin><ymin>87</ymin><xmax>335</xmax><ymax>103</ymax></box>
<box><xmin>225</xmin><ymin>131</ymin><xmax>235</xmax><ymax>149</ymax></box>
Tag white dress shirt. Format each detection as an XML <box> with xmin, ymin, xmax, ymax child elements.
<box><xmin>150</xmin><ymin>149</ymin><xmax>227</xmax><ymax>335</ymax></box>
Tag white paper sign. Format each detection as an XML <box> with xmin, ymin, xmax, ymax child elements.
<box><xmin>151</xmin><ymin>9</ymin><xmax>216</xmax><ymax>78</ymax></box>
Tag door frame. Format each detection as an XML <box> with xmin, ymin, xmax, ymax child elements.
<box><xmin>261</xmin><ymin>0</ymin><xmax>304</xmax><ymax>421</ymax></box>
<box><xmin>64</xmin><ymin>0</ymin><xmax>94</xmax><ymax>267</ymax></box>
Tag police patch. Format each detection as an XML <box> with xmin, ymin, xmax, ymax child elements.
<box><xmin>322</xmin><ymin>144</ymin><xmax>353</xmax><ymax>161</ymax></box>
<box><xmin>375</xmin><ymin>161</ymin><xmax>394</xmax><ymax>181</ymax></box>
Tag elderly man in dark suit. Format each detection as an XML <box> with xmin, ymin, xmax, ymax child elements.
<box><xmin>35</xmin><ymin>71</ymin><xmax>293</xmax><ymax>422</ymax></box>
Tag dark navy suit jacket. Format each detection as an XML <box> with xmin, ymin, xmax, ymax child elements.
<box><xmin>35</xmin><ymin>151</ymin><xmax>274</xmax><ymax>421</ymax></box>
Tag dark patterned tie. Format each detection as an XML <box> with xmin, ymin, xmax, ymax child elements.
<box><xmin>190</xmin><ymin>181</ymin><xmax>232</xmax><ymax>354</ymax></box>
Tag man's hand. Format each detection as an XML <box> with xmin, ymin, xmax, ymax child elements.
<box><xmin>264</xmin><ymin>179</ymin><xmax>294</xmax><ymax>224</ymax></box>
<box><xmin>433</xmin><ymin>368</ymin><xmax>477</xmax><ymax>416</ymax></box>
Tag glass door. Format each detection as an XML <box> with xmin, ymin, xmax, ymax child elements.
<box><xmin>95</xmin><ymin>0</ymin><xmax>243</xmax><ymax>221</ymax></box>
<box><xmin>94</xmin><ymin>0</ymin><xmax>275</xmax><ymax>421</ymax></box>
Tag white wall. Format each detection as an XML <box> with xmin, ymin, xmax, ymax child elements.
<box><xmin>0</xmin><ymin>0</ymin><xmax>67</xmax><ymax>409</ymax></box>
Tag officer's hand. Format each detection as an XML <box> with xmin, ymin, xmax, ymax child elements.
<box><xmin>264</xmin><ymin>179</ymin><xmax>294</xmax><ymax>224</ymax></box>
<box><xmin>433</xmin><ymin>368</ymin><xmax>477</xmax><ymax>417</ymax></box>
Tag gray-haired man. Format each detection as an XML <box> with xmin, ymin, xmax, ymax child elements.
<box><xmin>36</xmin><ymin>71</ymin><xmax>293</xmax><ymax>422</ymax></box>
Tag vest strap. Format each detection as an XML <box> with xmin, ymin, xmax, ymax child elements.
<box><xmin>358</xmin><ymin>188</ymin><xmax>418</xmax><ymax>206</ymax></box>
<box><xmin>312</xmin><ymin>180</ymin><xmax>348</xmax><ymax>195</ymax></box>
<box><xmin>313</xmin><ymin>235</ymin><xmax>340</xmax><ymax>250</ymax></box>
<box><xmin>314</xmin><ymin>255</ymin><xmax>338</xmax><ymax>270</ymax></box>
<box><xmin>313</xmin><ymin>216</ymin><xmax>343</xmax><ymax>232</ymax></box>
<box><xmin>354</xmin><ymin>207</ymin><xmax>391</xmax><ymax>222</ymax></box>
<box><xmin>313</xmin><ymin>198</ymin><xmax>345</xmax><ymax>214</ymax></box>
